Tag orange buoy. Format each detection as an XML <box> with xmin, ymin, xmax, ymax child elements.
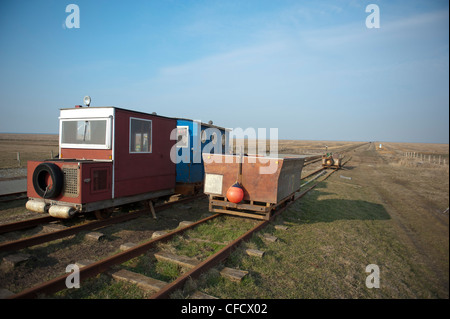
<box><xmin>226</xmin><ymin>182</ymin><xmax>244</xmax><ymax>203</ymax></box>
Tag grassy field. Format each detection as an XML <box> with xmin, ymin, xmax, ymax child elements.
<box><xmin>0</xmin><ymin>133</ymin><xmax>58</xmax><ymax>171</ymax></box>
<box><xmin>0</xmin><ymin>135</ymin><xmax>448</xmax><ymax>299</ymax></box>
<box><xmin>195</xmin><ymin>142</ymin><xmax>449</xmax><ymax>299</ymax></box>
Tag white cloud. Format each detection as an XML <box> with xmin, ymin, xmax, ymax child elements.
<box><xmin>125</xmin><ymin>5</ymin><xmax>448</xmax><ymax>141</ymax></box>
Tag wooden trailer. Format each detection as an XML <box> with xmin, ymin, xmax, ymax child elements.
<box><xmin>202</xmin><ymin>154</ymin><xmax>306</xmax><ymax>220</ymax></box>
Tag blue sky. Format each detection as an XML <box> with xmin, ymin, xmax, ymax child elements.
<box><xmin>0</xmin><ymin>0</ymin><xmax>448</xmax><ymax>143</ymax></box>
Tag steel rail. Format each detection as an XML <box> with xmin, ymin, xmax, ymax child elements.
<box><xmin>0</xmin><ymin>215</ymin><xmax>57</xmax><ymax>234</ymax></box>
<box><xmin>0</xmin><ymin>194</ymin><xmax>206</xmax><ymax>252</ymax></box>
<box><xmin>150</xmin><ymin>160</ymin><xmax>349</xmax><ymax>299</ymax></box>
<box><xmin>0</xmin><ymin>210</ymin><xmax>149</xmax><ymax>252</ymax></box>
<box><xmin>8</xmin><ymin>159</ymin><xmax>351</xmax><ymax>299</ymax></box>
<box><xmin>149</xmin><ymin>219</ymin><xmax>270</xmax><ymax>299</ymax></box>
<box><xmin>9</xmin><ymin>213</ymin><xmax>221</xmax><ymax>299</ymax></box>
<box><xmin>0</xmin><ymin>191</ymin><xmax>27</xmax><ymax>203</ymax></box>
<box><xmin>303</xmin><ymin>155</ymin><xmax>322</xmax><ymax>162</ymax></box>
<box><xmin>301</xmin><ymin>167</ymin><xmax>325</xmax><ymax>180</ymax></box>
<box><xmin>303</xmin><ymin>157</ymin><xmax>322</xmax><ymax>166</ymax></box>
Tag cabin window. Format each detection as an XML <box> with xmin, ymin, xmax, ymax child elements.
<box><xmin>61</xmin><ymin>119</ymin><xmax>110</xmax><ymax>149</ymax></box>
<box><xmin>130</xmin><ymin>118</ymin><xmax>152</xmax><ymax>153</ymax></box>
<box><xmin>176</xmin><ymin>126</ymin><xmax>189</xmax><ymax>148</ymax></box>
<box><xmin>211</xmin><ymin>132</ymin><xmax>218</xmax><ymax>145</ymax></box>
<box><xmin>201</xmin><ymin>130</ymin><xmax>207</xmax><ymax>143</ymax></box>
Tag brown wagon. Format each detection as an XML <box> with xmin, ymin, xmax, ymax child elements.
<box><xmin>202</xmin><ymin>154</ymin><xmax>306</xmax><ymax>220</ymax></box>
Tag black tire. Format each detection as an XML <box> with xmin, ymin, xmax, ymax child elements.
<box><xmin>32</xmin><ymin>163</ymin><xmax>64</xmax><ymax>199</ymax></box>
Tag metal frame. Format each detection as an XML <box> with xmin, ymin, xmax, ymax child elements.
<box><xmin>27</xmin><ymin>188</ymin><xmax>174</xmax><ymax>214</ymax></box>
<box><xmin>208</xmin><ymin>191</ymin><xmax>296</xmax><ymax>221</ymax></box>
<box><xmin>129</xmin><ymin>117</ymin><xmax>153</xmax><ymax>154</ymax></box>
<box><xmin>59</xmin><ymin>117</ymin><xmax>112</xmax><ymax>150</ymax></box>
<box><xmin>176</xmin><ymin>125</ymin><xmax>190</xmax><ymax>149</ymax></box>
<box><xmin>59</xmin><ymin>107</ymin><xmax>115</xmax><ymax>154</ymax></box>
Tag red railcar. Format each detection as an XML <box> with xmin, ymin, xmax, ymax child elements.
<box><xmin>26</xmin><ymin>106</ymin><xmax>176</xmax><ymax>218</ymax></box>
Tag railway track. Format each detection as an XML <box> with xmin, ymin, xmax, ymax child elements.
<box><xmin>0</xmin><ymin>194</ymin><xmax>205</xmax><ymax>253</ymax></box>
<box><xmin>6</xmin><ymin>156</ymin><xmax>349</xmax><ymax>299</ymax></box>
<box><xmin>0</xmin><ymin>215</ymin><xmax>57</xmax><ymax>235</ymax></box>
<box><xmin>144</xmin><ymin>159</ymin><xmax>348</xmax><ymax>299</ymax></box>
<box><xmin>303</xmin><ymin>155</ymin><xmax>322</xmax><ymax>166</ymax></box>
<box><xmin>0</xmin><ymin>153</ymin><xmax>325</xmax><ymax>237</ymax></box>
<box><xmin>0</xmin><ymin>191</ymin><xmax>27</xmax><ymax>203</ymax></box>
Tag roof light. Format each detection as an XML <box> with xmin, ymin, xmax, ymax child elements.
<box><xmin>83</xmin><ymin>96</ymin><xmax>91</xmax><ymax>107</ymax></box>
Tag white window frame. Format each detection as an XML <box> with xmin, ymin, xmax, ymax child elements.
<box><xmin>60</xmin><ymin>117</ymin><xmax>112</xmax><ymax>150</ymax></box>
<box><xmin>129</xmin><ymin>117</ymin><xmax>153</xmax><ymax>154</ymax></box>
<box><xmin>201</xmin><ymin>129</ymin><xmax>207</xmax><ymax>143</ymax></box>
<box><xmin>211</xmin><ymin>131</ymin><xmax>218</xmax><ymax>145</ymax></box>
<box><xmin>176</xmin><ymin>126</ymin><xmax>190</xmax><ymax>149</ymax></box>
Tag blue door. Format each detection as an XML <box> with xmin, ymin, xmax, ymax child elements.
<box><xmin>176</xmin><ymin>120</ymin><xmax>203</xmax><ymax>183</ymax></box>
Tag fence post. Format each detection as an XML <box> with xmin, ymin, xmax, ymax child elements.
<box><xmin>17</xmin><ymin>152</ymin><xmax>21</xmax><ymax>167</ymax></box>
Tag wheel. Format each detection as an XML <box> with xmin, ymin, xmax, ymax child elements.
<box><xmin>94</xmin><ymin>208</ymin><xmax>113</xmax><ymax>220</ymax></box>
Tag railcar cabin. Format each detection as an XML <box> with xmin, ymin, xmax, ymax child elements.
<box><xmin>26</xmin><ymin>103</ymin><xmax>176</xmax><ymax>219</ymax></box>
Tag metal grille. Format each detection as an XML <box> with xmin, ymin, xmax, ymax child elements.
<box><xmin>62</xmin><ymin>167</ymin><xmax>78</xmax><ymax>197</ymax></box>
<box><xmin>93</xmin><ymin>169</ymin><xmax>108</xmax><ymax>191</ymax></box>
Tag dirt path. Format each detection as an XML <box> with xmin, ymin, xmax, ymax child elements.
<box><xmin>349</xmin><ymin>143</ymin><xmax>449</xmax><ymax>297</ymax></box>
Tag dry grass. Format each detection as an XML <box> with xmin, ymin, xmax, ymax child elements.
<box><xmin>0</xmin><ymin>135</ymin><xmax>448</xmax><ymax>299</ymax></box>
<box><xmin>199</xmin><ymin>142</ymin><xmax>449</xmax><ymax>299</ymax></box>
<box><xmin>381</xmin><ymin>141</ymin><xmax>449</xmax><ymax>155</ymax></box>
<box><xmin>277</xmin><ymin>140</ymin><xmax>363</xmax><ymax>155</ymax></box>
<box><xmin>0</xmin><ymin>133</ymin><xmax>58</xmax><ymax>169</ymax></box>
<box><xmin>233</xmin><ymin>138</ymin><xmax>364</xmax><ymax>155</ymax></box>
